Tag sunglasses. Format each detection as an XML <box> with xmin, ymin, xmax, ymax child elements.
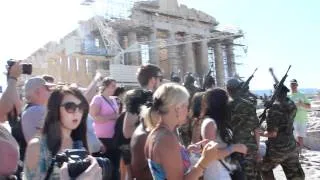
<box><xmin>61</xmin><ymin>102</ymin><xmax>86</xmax><ymax>113</ymax></box>
<box><xmin>156</xmin><ymin>75</ymin><xmax>163</xmax><ymax>82</ymax></box>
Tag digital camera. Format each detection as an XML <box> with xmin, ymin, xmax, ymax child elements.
<box><xmin>54</xmin><ymin>149</ymin><xmax>112</xmax><ymax>180</ymax></box>
<box><xmin>7</xmin><ymin>59</ymin><xmax>32</xmax><ymax>75</ymax></box>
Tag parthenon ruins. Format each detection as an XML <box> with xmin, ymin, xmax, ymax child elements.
<box><xmin>27</xmin><ymin>0</ymin><xmax>243</xmax><ymax>87</ymax></box>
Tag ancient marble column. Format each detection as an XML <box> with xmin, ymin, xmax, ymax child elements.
<box><xmin>199</xmin><ymin>40</ymin><xmax>209</xmax><ymax>77</ymax></box>
<box><xmin>69</xmin><ymin>56</ymin><xmax>77</xmax><ymax>84</ymax></box>
<box><xmin>80</xmin><ymin>58</ymin><xmax>90</xmax><ymax>86</ymax></box>
<box><xmin>167</xmin><ymin>31</ymin><xmax>180</xmax><ymax>73</ymax></box>
<box><xmin>82</xmin><ymin>58</ymin><xmax>91</xmax><ymax>86</ymax></box>
<box><xmin>225</xmin><ymin>41</ymin><xmax>236</xmax><ymax>78</ymax></box>
<box><xmin>183</xmin><ymin>36</ymin><xmax>195</xmax><ymax>73</ymax></box>
<box><xmin>128</xmin><ymin>31</ymin><xmax>139</xmax><ymax>65</ymax></box>
<box><xmin>214</xmin><ymin>43</ymin><xmax>225</xmax><ymax>87</ymax></box>
<box><xmin>149</xmin><ymin>29</ymin><xmax>159</xmax><ymax>65</ymax></box>
<box><xmin>60</xmin><ymin>56</ymin><xmax>68</xmax><ymax>84</ymax></box>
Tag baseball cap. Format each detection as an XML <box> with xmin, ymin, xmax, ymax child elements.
<box><xmin>24</xmin><ymin>77</ymin><xmax>56</xmax><ymax>94</ymax></box>
<box><xmin>290</xmin><ymin>79</ymin><xmax>298</xmax><ymax>84</ymax></box>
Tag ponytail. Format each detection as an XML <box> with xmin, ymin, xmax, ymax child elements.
<box><xmin>140</xmin><ymin>105</ymin><xmax>156</xmax><ymax>131</ymax></box>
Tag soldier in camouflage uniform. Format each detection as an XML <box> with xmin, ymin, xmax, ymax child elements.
<box><xmin>260</xmin><ymin>85</ymin><xmax>305</xmax><ymax>180</ymax></box>
<box><xmin>227</xmin><ymin>78</ymin><xmax>260</xmax><ymax>180</ymax></box>
<box><xmin>239</xmin><ymin>81</ymin><xmax>258</xmax><ymax>106</ymax></box>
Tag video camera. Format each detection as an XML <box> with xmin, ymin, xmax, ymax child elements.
<box><xmin>53</xmin><ymin>149</ymin><xmax>112</xmax><ymax>180</ymax></box>
<box><xmin>7</xmin><ymin>59</ymin><xmax>32</xmax><ymax>75</ymax></box>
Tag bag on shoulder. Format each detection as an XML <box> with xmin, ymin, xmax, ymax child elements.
<box><xmin>219</xmin><ymin>159</ymin><xmax>246</xmax><ymax>180</ymax></box>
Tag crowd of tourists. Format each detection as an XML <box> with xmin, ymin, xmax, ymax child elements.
<box><xmin>0</xmin><ymin>61</ymin><xmax>309</xmax><ymax>180</ymax></box>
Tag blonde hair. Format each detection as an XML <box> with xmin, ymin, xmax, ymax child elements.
<box><xmin>141</xmin><ymin>83</ymin><xmax>190</xmax><ymax>131</ymax></box>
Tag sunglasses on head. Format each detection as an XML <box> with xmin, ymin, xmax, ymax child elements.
<box><xmin>61</xmin><ymin>102</ymin><xmax>86</xmax><ymax>113</ymax></box>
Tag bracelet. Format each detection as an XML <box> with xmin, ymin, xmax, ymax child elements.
<box><xmin>8</xmin><ymin>76</ymin><xmax>18</xmax><ymax>81</ymax></box>
<box><xmin>226</xmin><ymin>145</ymin><xmax>233</xmax><ymax>154</ymax></box>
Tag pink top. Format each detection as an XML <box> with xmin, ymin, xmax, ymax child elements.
<box><xmin>90</xmin><ymin>95</ymin><xmax>119</xmax><ymax>138</ymax></box>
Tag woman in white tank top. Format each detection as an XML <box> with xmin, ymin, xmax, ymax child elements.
<box><xmin>200</xmin><ymin>88</ymin><xmax>248</xmax><ymax>180</ymax></box>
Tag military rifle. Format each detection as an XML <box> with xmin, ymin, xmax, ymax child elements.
<box><xmin>238</xmin><ymin>68</ymin><xmax>257</xmax><ymax>95</ymax></box>
<box><xmin>259</xmin><ymin>65</ymin><xmax>292</xmax><ymax>125</ymax></box>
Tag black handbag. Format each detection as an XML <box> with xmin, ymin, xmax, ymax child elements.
<box><xmin>219</xmin><ymin>160</ymin><xmax>246</xmax><ymax>180</ymax></box>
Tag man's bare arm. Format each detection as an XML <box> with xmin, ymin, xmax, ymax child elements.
<box><xmin>0</xmin><ymin>62</ymin><xmax>21</xmax><ymax>122</ymax></box>
<box><xmin>83</xmin><ymin>72</ymin><xmax>102</xmax><ymax>103</ymax></box>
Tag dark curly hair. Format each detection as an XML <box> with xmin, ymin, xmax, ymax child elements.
<box><xmin>124</xmin><ymin>89</ymin><xmax>153</xmax><ymax>115</ymax></box>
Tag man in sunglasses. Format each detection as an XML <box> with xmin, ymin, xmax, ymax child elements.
<box><xmin>21</xmin><ymin>77</ymin><xmax>55</xmax><ymax>143</ymax></box>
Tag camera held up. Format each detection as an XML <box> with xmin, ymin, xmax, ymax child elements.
<box><xmin>7</xmin><ymin>59</ymin><xmax>32</xmax><ymax>75</ymax></box>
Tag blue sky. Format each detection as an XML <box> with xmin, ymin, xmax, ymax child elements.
<box><xmin>0</xmin><ymin>0</ymin><xmax>319</xmax><ymax>90</ymax></box>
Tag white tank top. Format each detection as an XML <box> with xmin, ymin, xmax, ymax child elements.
<box><xmin>201</xmin><ymin>117</ymin><xmax>233</xmax><ymax>180</ymax></box>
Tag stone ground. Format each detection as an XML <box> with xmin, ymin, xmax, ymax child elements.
<box><xmin>274</xmin><ymin>149</ymin><xmax>320</xmax><ymax>180</ymax></box>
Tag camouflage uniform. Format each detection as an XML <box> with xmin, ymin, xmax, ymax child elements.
<box><xmin>243</xmin><ymin>91</ymin><xmax>258</xmax><ymax>106</ymax></box>
<box><xmin>228</xmin><ymin>96</ymin><xmax>260</xmax><ymax>180</ymax></box>
<box><xmin>260</xmin><ymin>97</ymin><xmax>305</xmax><ymax>179</ymax></box>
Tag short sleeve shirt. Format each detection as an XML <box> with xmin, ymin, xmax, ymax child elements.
<box><xmin>289</xmin><ymin>91</ymin><xmax>310</xmax><ymax>123</ymax></box>
<box><xmin>90</xmin><ymin>95</ymin><xmax>119</xmax><ymax>138</ymax></box>
<box><xmin>21</xmin><ymin>105</ymin><xmax>46</xmax><ymax>143</ymax></box>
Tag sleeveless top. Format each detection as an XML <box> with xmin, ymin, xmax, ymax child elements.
<box><xmin>23</xmin><ymin>136</ymin><xmax>84</xmax><ymax>180</ymax></box>
<box><xmin>201</xmin><ymin>118</ymin><xmax>236</xmax><ymax>180</ymax></box>
<box><xmin>147</xmin><ymin>126</ymin><xmax>191</xmax><ymax>180</ymax></box>
<box><xmin>148</xmin><ymin>146</ymin><xmax>191</xmax><ymax>180</ymax></box>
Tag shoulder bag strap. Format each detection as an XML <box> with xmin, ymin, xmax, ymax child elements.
<box><xmin>101</xmin><ymin>95</ymin><xmax>117</xmax><ymax>114</ymax></box>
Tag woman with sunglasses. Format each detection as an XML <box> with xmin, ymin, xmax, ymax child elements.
<box><xmin>23</xmin><ymin>86</ymin><xmax>101</xmax><ymax>179</ymax></box>
<box><xmin>89</xmin><ymin>77</ymin><xmax>120</xmax><ymax>179</ymax></box>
